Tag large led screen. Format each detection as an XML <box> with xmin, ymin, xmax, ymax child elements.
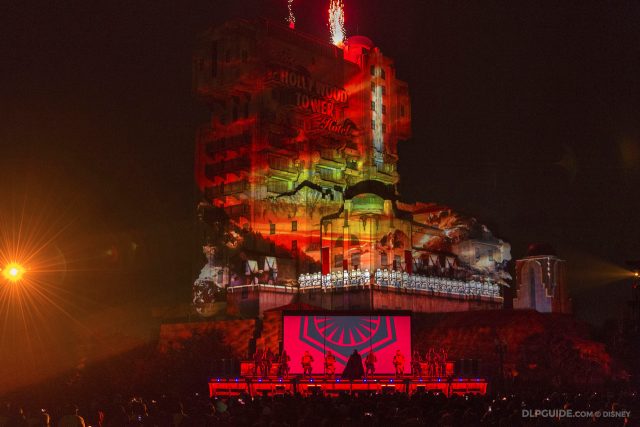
<box><xmin>283</xmin><ymin>314</ymin><xmax>411</xmax><ymax>375</ymax></box>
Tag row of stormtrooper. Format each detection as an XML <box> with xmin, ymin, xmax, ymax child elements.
<box><xmin>297</xmin><ymin>269</ymin><xmax>502</xmax><ymax>298</ymax></box>
<box><xmin>195</xmin><ymin>250</ymin><xmax>501</xmax><ymax>297</ymax></box>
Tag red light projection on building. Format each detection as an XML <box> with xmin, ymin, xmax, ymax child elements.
<box><xmin>192</xmin><ymin>19</ymin><xmax>510</xmax><ymax>317</ymax></box>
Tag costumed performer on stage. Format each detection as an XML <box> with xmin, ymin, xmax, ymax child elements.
<box><xmin>264</xmin><ymin>347</ymin><xmax>274</xmax><ymax>376</ymax></box>
<box><xmin>411</xmin><ymin>350</ymin><xmax>422</xmax><ymax>376</ymax></box>
<box><xmin>365</xmin><ymin>350</ymin><xmax>377</xmax><ymax>377</ymax></box>
<box><xmin>278</xmin><ymin>349</ymin><xmax>290</xmax><ymax>378</ymax></box>
<box><xmin>393</xmin><ymin>349</ymin><xmax>405</xmax><ymax>377</ymax></box>
<box><xmin>253</xmin><ymin>348</ymin><xmax>265</xmax><ymax>377</ymax></box>
<box><xmin>301</xmin><ymin>350</ymin><xmax>314</xmax><ymax>377</ymax></box>
<box><xmin>342</xmin><ymin>349</ymin><xmax>365</xmax><ymax>380</ymax></box>
<box><xmin>324</xmin><ymin>350</ymin><xmax>337</xmax><ymax>378</ymax></box>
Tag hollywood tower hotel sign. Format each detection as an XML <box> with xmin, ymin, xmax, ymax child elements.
<box><xmin>192</xmin><ymin>19</ymin><xmax>511</xmax><ymax>317</ymax></box>
<box><xmin>269</xmin><ymin>69</ymin><xmax>355</xmax><ymax>136</ymax></box>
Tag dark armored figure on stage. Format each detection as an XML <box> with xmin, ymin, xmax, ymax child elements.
<box><xmin>342</xmin><ymin>349</ymin><xmax>365</xmax><ymax>380</ymax></box>
<box><xmin>278</xmin><ymin>349</ymin><xmax>290</xmax><ymax>378</ymax></box>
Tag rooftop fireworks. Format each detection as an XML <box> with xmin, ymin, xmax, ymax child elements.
<box><xmin>287</xmin><ymin>0</ymin><xmax>295</xmax><ymax>29</ymax></box>
<box><xmin>329</xmin><ymin>0</ymin><xmax>346</xmax><ymax>46</ymax></box>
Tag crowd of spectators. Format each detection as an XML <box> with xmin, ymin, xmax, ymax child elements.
<box><xmin>0</xmin><ymin>389</ymin><xmax>637</xmax><ymax>427</ymax></box>
<box><xmin>1</xmin><ymin>327</ymin><xmax>635</xmax><ymax>426</ymax></box>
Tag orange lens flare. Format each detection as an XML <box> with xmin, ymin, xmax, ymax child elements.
<box><xmin>2</xmin><ymin>263</ymin><xmax>25</xmax><ymax>282</ymax></box>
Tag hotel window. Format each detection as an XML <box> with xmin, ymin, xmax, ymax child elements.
<box><xmin>334</xmin><ymin>254</ymin><xmax>343</xmax><ymax>268</ymax></box>
<box><xmin>394</xmin><ymin>255</ymin><xmax>402</xmax><ymax>270</ymax></box>
<box><xmin>346</xmin><ymin>157</ymin><xmax>358</xmax><ymax>170</ymax></box>
<box><xmin>270</xmin><ymin>223</ymin><xmax>275</xmax><ymax>235</ymax></box>
<box><xmin>318</xmin><ymin>167</ymin><xmax>341</xmax><ymax>182</ymax></box>
<box><xmin>371</xmin><ymin>101</ymin><xmax>375</xmax><ymax>111</ymax></box>
<box><xmin>371</xmin><ymin>120</ymin><xmax>375</xmax><ymax>130</ymax></box>
<box><xmin>370</xmin><ymin>65</ymin><xmax>375</xmax><ymax>76</ymax></box>
<box><xmin>381</xmin><ymin>86</ymin><xmax>386</xmax><ymax>96</ymax></box>
<box><xmin>291</xmin><ymin>220</ymin><xmax>297</xmax><ymax>231</ymax></box>
<box><xmin>381</xmin><ymin>69</ymin><xmax>386</xmax><ymax>80</ymax></box>
<box><xmin>321</xmin><ymin>148</ymin><xmax>334</xmax><ymax>160</ymax></box>
<box><xmin>351</xmin><ymin>252</ymin><xmax>361</xmax><ymax>269</ymax></box>
<box><xmin>371</xmin><ymin>82</ymin><xmax>375</xmax><ymax>91</ymax></box>
<box><xmin>382</xmin><ymin>104</ymin><xmax>387</xmax><ymax>115</ymax></box>
<box><xmin>268</xmin><ymin>155</ymin><xmax>291</xmax><ymax>171</ymax></box>
<box><xmin>267</xmin><ymin>179</ymin><xmax>289</xmax><ymax>194</ymax></box>
<box><xmin>382</xmin><ymin>123</ymin><xmax>387</xmax><ymax>133</ymax></box>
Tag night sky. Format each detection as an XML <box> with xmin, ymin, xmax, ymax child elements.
<box><xmin>1</xmin><ymin>0</ymin><xmax>639</xmax><ymax>382</ymax></box>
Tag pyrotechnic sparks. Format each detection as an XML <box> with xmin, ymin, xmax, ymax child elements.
<box><xmin>287</xmin><ymin>0</ymin><xmax>295</xmax><ymax>29</ymax></box>
<box><xmin>329</xmin><ymin>0</ymin><xmax>345</xmax><ymax>46</ymax></box>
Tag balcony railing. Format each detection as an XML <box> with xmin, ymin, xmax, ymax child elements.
<box><xmin>205</xmin><ymin>180</ymin><xmax>248</xmax><ymax>199</ymax></box>
<box><xmin>317</xmin><ymin>167</ymin><xmax>343</xmax><ymax>183</ymax></box>
<box><xmin>375</xmin><ymin>163</ymin><xmax>395</xmax><ymax>175</ymax></box>
<box><xmin>203</xmin><ymin>132</ymin><xmax>252</xmax><ymax>158</ymax></box>
<box><xmin>268</xmin><ymin>157</ymin><xmax>297</xmax><ymax>174</ymax></box>
<box><xmin>224</xmin><ymin>203</ymin><xmax>250</xmax><ymax>219</ymax></box>
<box><xmin>266</xmin><ymin>180</ymin><xmax>291</xmax><ymax>194</ymax></box>
<box><xmin>297</xmin><ymin>269</ymin><xmax>501</xmax><ymax>299</ymax></box>
<box><xmin>205</xmin><ymin>158</ymin><xmax>250</xmax><ymax>179</ymax></box>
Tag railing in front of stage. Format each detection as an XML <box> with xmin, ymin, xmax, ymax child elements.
<box><xmin>297</xmin><ymin>269</ymin><xmax>502</xmax><ymax>299</ymax></box>
<box><xmin>239</xmin><ymin>360</ymin><xmax>455</xmax><ymax>378</ymax></box>
<box><xmin>209</xmin><ymin>376</ymin><xmax>488</xmax><ymax>398</ymax></box>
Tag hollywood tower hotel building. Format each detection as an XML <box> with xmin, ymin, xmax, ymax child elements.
<box><xmin>192</xmin><ymin>19</ymin><xmax>511</xmax><ymax>317</ymax></box>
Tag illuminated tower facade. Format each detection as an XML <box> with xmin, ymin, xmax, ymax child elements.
<box><xmin>192</xmin><ymin>19</ymin><xmax>510</xmax><ymax>316</ymax></box>
<box><xmin>342</xmin><ymin>36</ymin><xmax>411</xmax><ymax>183</ymax></box>
<box><xmin>193</xmin><ymin>20</ymin><xmax>409</xmax><ymax>271</ymax></box>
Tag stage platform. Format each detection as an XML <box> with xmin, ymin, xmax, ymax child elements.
<box><xmin>209</xmin><ymin>375</ymin><xmax>487</xmax><ymax>398</ymax></box>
